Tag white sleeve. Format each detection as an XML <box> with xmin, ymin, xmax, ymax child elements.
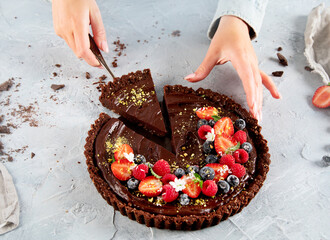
<box><xmin>208</xmin><ymin>0</ymin><xmax>268</xmax><ymax>40</ymax></box>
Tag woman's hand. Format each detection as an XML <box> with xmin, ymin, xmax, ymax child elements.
<box><xmin>185</xmin><ymin>15</ymin><xmax>281</xmax><ymax>121</ymax></box>
<box><xmin>52</xmin><ymin>0</ymin><xmax>108</xmax><ymax>67</ymax></box>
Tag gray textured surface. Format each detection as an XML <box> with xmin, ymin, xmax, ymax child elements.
<box><xmin>0</xmin><ymin>0</ymin><xmax>330</xmax><ymax>239</ymax></box>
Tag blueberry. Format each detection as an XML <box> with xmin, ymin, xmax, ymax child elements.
<box><xmin>203</xmin><ymin>141</ymin><xmax>214</xmax><ymax>154</ymax></box>
<box><xmin>199</xmin><ymin>166</ymin><xmax>215</xmax><ymax>180</ymax></box>
<box><xmin>179</xmin><ymin>193</ymin><xmax>190</xmax><ymax>206</ymax></box>
<box><xmin>241</xmin><ymin>142</ymin><xmax>252</xmax><ymax>153</ymax></box>
<box><xmin>127</xmin><ymin>178</ymin><xmax>140</xmax><ymax>190</ymax></box>
<box><xmin>208</xmin><ymin>119</ymin><xmax>216</xmax><ymax>127</ymax></box>
<box><xmin>227</xmin><ymin>175</ymin><xmax>239</xmax><ymax>187</ymax></box>
<box><xmin>235</xmin><ymin>119</ymin><xmax>246</xmax><ymax>130</ymax></box>
<box><xmin>322</xmin><ymin>155</ymin><xmax>330</xmax><ymax>167</ymax></box>
<box><xmin>197</xmin><ymin>119</ymin><xmax>209</xmax><ymax>129</ymax></box>
<box><xmin>205</xmin><ymin>155</ymin><xmax>218</xmax><ymax>164</ymax></box>
<box><xmin>217</xmin><ymin>180</ymin><xmax>230</xmax><ymax>194</ymax></box>
<box><xmin>133</xmin><ymin>154</ymin><xmax>146</xmax><ymax>164</ymax></box>
<box><xmin>186</xmin><ymin>165</ymin><xmax>199</xmax><ymax>174</ymax></box>
<box><xmin>174</xmin><ymin>168</ymin><xmax>185</xmax><ymax>178</ymax></box>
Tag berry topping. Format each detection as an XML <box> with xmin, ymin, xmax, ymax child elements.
<box><xmin>179</xmin><ymin>193</ymin><xmax>190</xmax><ymax>206</ymax></box>
<box><xmin>197</xmin><ymin>119</ymin><xmax>209</xmax><ymax>129</ymax></box>
<box><xmin>161</xmin><ymin>173</ymin><xmax>177</xmax><ymax>185</ymax></box>
<box><xmin>217</xmin><ymin>180</ymin><xmax>230</xmax><ymax>194</ymax></box>
<box><xmin>227</xmin><ymin>175</ymin><xmax>240</xmax><ymax>187</ymax></box>
<box><xmin>230</xmin><ymin>164</ymin><xmax>246</xmax><ymax>178</ymax></box>
<box><xmin>214</xmin><ymin>134</ymin><xmax>238</xmax><ymax>156</ymax></box>
<box><xmin>208</xmin><ymin>119</ymin><xmax>216</xmax><ymax>127</ymax></box>
<box><xmin>233</xmin><ymin>130</ymin><xmax>247</xmax><ymax>144</ymax></box>
<box><xmin>181</xmin><ymin>176</ymin><xmax>202</xmax><ymax>198</ymax></box>
<box><xmin>152</xmin><ymin>159</ymin><xmax>171</xmax><ymax>177</ymax></box>
<box><xmin>206</xmin><ymin>163</ymin><xmax>229</xmax><ymax>182</ymax></box>
<box><xmin>132</xmin><ymin>164</ymin><xmax>149</xmax><ymax>181</ymax></box>
<box><xmin>127</xmin><ymin>178</ymin><xmax>140</xmax><ymax>190</ymax></box>
<box><xmin>241</xmin><ymin>142</ymin><xmax>253</xmax><ymax>153</ymax></box>
<box><xmin>133</xmin><ymin>154</ymin><xmax>146</xmax><ymax>164</ymax></box>
<box><xmin>114</xmin><ymin>144</ymin><xmax>134</xmax><ymax>161</ymax></box>
<box><xmin>202</xmin><ymin>180</ymin><xmax>218</xmax><ymax>197</ymax></box>
<box><xmin>196</xmin><ymin>107</ymin><xmax>218</xmax><ymax>120</ymax></box>
<box><xmin>162</xmin><ymin>184</ymin><xmax>179</xmax><ymax>202</ymax></box>
<box><xmin>312</xmin><ymin>83</ymin><xmax>330</xmax><ymax>108</ymax></box>
<box><xmin>203</xmin><ymin>141</ymin><xmax>214</xmax><ymax>154</ymax></box>
<box><xmin>186</xmin><ymin>165</ymin><xmax>199</xmax><ymax>174</ymax></box>
<box><xmin>205</xmin><ymin>155</ymin><xmax>218</xmax><ymax>164</ymax></box>
<box><xmin>219</xmin><ymin>154</ymin><xmax>235</xmax><ymax>167</ymax></box>
<box><xmin>199</xmin><ymin>166</ymin><xmax>215</xmax><ymax>180</ymax></box>
<box><xmin>214</xmin><ymin>117</ymin><xmax>234</xmax><ymax>136</ymax></box>
<box><xmin>233</xmin><ymin>149</ymin><xmax>249</xmax><ymax>164</ymax></box>
<box><xmin>111</xmin><ymin>159</ymin><xmax>135</xmax><ymax>181</ymax></box>
<box><xmin>138</xmin><ymin>176</ymin><xmax>163</xmax><ymax>197</ymax></box>
<box><xmin>197</xmin><ymin>125</ymin><xmax>213</xmax><ymax>140</ymax></box>
<box><xmin>174</xmin><ymin>168</ymin><xmax>185</xmax><ymax>178</ymax></box>
<box><xmin>234</xmin><ymin>119</ymin><xmax>246</xmax><ymax>130</ymax></box>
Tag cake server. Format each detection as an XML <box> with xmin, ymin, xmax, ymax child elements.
<box><xmin>89</xmin><ymin>34</ymin><xmax>116</xmax><ymax>80</ymax></box>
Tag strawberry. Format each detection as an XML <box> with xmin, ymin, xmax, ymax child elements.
<box><xmin>233</xmin><ymin>130</ymin><xmax>247</xmax><ymax>144</ymax></box>
<box><xmin>219</xmin><ymin>154</ymin><xmax>235</xmax><ymax>167</ymax></box>
<box><xmin>230</xmin><ymin>164</ymin><xmax>246</xmax><ymax>178</ymax></box>
<box><xmin>139</xmin><ymin>176</ymin><xmax>163</xmax><ymax>197</ymax></box>
<box><xmin>206</xmin><ymin>163</ymin><xmax>229</xmax><ymax>182</ymax></box>
<box><xmin>111</xmin><ymin>159</ymin><xmax>135</xmax><ymax>181</ymax></box>
<box><xmin>202</xmin><ymin>180</ymin><xmax>218</xmax><ymax>197</ymax></box>
<box><xmin>162</xmin><ymin>184</ymin><xmax>179</xmax><ymax>202</ymax></box>
<box><xmin>132</xmin><ymin>164</ymin><xmax>149</xmax><ymax>181</ymax></box>
<box><xmin>312</xmin><ymin>83</ymin><xmax>330</xmax><ymax>108</ymax></box>
<box><xmin>213</xmin><ymin>117</ymin><xmax>234</xmax><ymax>136</ymax></box>
<box><xmin>197</xmin><ymin>125</ymin><xmax>213</xmax><ymax>140</ymax></box>
<box><xmin>214</xmin><ymin>134</ymin><xmax>238</xmax><ymax>156</ymax></box>
<box><xmin>233</xmin><ymin>149</ymin><xmax>249</xmax><ymax>164</ymax></box>
<box><xmin>161</xmin><ymin>173</ymin><xmax>177</xmax><ymax>185</ymax></box>
<box><xmin>153</xmin><ymin>159</ymin><xmax>171</xmax><ymax>177</ymax></box>
<box><xmin>181</xmin><ymin>175</ymin><xmax>202</xmax><ymax>198</ymax></box>
<box><xmin>196</xmin><ymin>107</ymin><xmax>218</xmax><ymax>120</ymax></box>
<box><xmin>114</xmin><ymin>144</ymin><xmax>134</xmax><ymax>161</ymax></box>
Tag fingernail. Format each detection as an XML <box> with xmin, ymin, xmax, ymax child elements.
<box><xmin>278</xmin><ymin>93</ymin><xmax>282</xmax><ymax>99</ymax></box>
<box><xmin>98</xmin><ymin>65</ymin><xmax>104</xmax><ymax>69</ymax></box>
<box><xmin>101</xmin><ymin>40</ymin><xmax>109</xmax><ymax>53</ymax></box>
<box><xmin>184</xmin><ymin>73</ymin><xmax>196</xmax><ymax>80</ymax></box>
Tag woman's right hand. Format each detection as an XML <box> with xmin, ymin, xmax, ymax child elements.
<box><xmin>52</xmin><ymin>0</ymin><xmax>108</xmax><ymax>67</ymax></box>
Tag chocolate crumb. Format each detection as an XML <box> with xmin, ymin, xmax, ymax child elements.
<box><xmin>8</xmin><ymin>156</ymin><xmax>13</xmax><ymax>162</ymax></box>
<box><xmin>272</xmin><ymin>71</ymin><xmax>284</xmax><ymax>77</ymax></box>
<box><xmin>0</xmin><ymin>78</ymin><xmax>14</xmax><ymax>92</ymax></box>
<box><xmin>0</xmin><ymin>115</ymin><xmax>2</xmax><ymax>124</ymax></box>
<box><xmin>0</xmin><ymin>126</ymin><xmax>10</xmax><ymax>134</ymax></box>
<box><xmin>304</xmin><ymin>66</ymin><xmax>313</xmax><ymax>72</ymax></box>
<box><xmin>31</xmin><ymin>152</ymin><xmax>35</xmax><ymax>158</ymax></box>
<box><xmin>112</xmin><ymin>61</ymin><xmax>118</xmax><ymax>67</ymax></box>
<box><xmin>277</xmin><ymin>47</ymin><xmax>282</xmax><ymax>51</ymax></box>
<box><xmin>277</xmin><ymin>53</ymin><xmax>288</xmax><ymax>66</ymax></box>
<box><xmin>86</xmin><ymin>72</ymin><xmax>91</xmax><ymax>79</ymax></box>
<box><xmin>28</xmin><ymin>45</ymin><xmax>31</xmax><ymax>48</ymax></box>
<box><xmin>55</xmin><ymin>64</ymin><xmax>61</xmax><ymax>68</ymax></box>
<box><xmin>53</xmin><ymin>72</ymin><xmax>58</xmax><ymax>77</ymax></box>
<box><xmin>51</xmin><ymin>84</ymin><xmax>65</xmax><ymax>91</ymax></box>
<box><xmin>99</xmin><ymin>75</ymin><xmax>107</xmax><ymax>81</ymax></box>
<box><xmin>171</xmin><ymin>30</ymin><xmax>181</xmax><ymax>37</ymax></box>
<box><xmin>77</xmin><ymin>161</ymin><xmax>81</xmax><ymax>164</ymax></box>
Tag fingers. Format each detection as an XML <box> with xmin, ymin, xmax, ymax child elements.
<box><xmin>90</xmin><ymin>6</ymin><xmax>108</xmax><ymax>53</ymax></box>
<box><xmin>251</xmin><ymin>63</ymin><xmax>263</xmax><ymax>122</ymax></box>
<box><xmin>260</xmin><ymin>70</ymin><xmax>281</xmax><ymax>99</ymax></box>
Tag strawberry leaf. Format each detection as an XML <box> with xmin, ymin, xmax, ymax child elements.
<box><xmin>193</xmin><ymin>173</ymin><xmax>203</xmax><ymax>188</ymax></box>
<box><xmin>212</xmin><ymin>115</ymin><xmax>221</xmax><ymax>122</ymax></box>
<box><xmin>225</xmin><ymin>142</ymin><xmax>240</xmax><ymax>154</ymax></box>
<box><xmin>109</xmin><ymin>155</ymin><xmax>115</xmax><ymax>164</ymax></box>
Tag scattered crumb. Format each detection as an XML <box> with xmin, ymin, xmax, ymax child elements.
<box><xmin>86</xmin><ymin>72</ymin><xmax>91</xmax><ymax>79</ymax></box>
<box><xmin>0</xmin><ymin>78</ymin><xmax>14</xmax><ymax>92</ymax></box>
<box><xmin>112</xmin><ymin>61</ymin><xmax>118</xmax><ymax>67</ymax></box>
<box><xmin>31</xmin><ymin>152</ymin><xmax>35</xmax><ymax>159</ymax></box>
<box><xmin>53</xmin><ymin>72</ymin><xmax>58</xmax><ymax>77</ymax></box>
<box><xmin>99</xmin><ymin>75</ymin><xmax>107</xmax><ymax>81</ymax></box>
<box><xmin>277</xmin><ymin>53</ymin><xmax>288</xmax><ymax>66</ymax></box>
<box><xmin>304</xmin><ymin>66</ymin><xmax>313</xmax><ymax>72</ymax></box>
<box><xmin>77</xmin><ymin>161</ymin><xmax>81</xmax><ymax>164</ymax></box>
<box><xmin>51</xmin><ymin>84</ymin><xmax>65</xmax><ymax>91</ymax></box>
<box><xmin>55</xmin><ymin>64</ymin><xmax>61</xmax><ymax>68</ymax></box>
<box><xmin>277</xmin><ymin>47</ymin><xmax>282</xmax><ymax>51</ymax></box>
<box><xmin>0</xmin><ymin>126</ymin><xmax>11</xmax><ymax>134</ymax></box>
<box><xmin>171</xmin><ymin>30</ymin><xmax>181</xmax><ymax>37</ymax></box>
<box><xmin>28</xmin><ymin>45</ymin><xmax>31</xmax><ymax>48</ymax></box>
<box><xmin>8</xmin><ymin>156</ymin><xmax>13</xmax><ymax>162</ymax></box>
<box><xmin>272</xmin><ymin>71</ymin><xmax>284</xmax><ymax>77</ymax></box>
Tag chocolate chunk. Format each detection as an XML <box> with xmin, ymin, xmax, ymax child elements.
<box><xmin>86</xmin><ymin>72</ymin><xmax>91</xmax><ymax>79</ymax></box>
<box><xmin>277</xmin><ymin>53</ymin><xmax>288</xmax><ymax>66</ymax></box>
<box><xmin>99</xmin><ymin>75</ymin><xmax>107</xmax><ymax>81</ymax></box>
<box><xmin>53</xmin><ymin>72</ymin><xmax>58</xmax><ymax>77</ymax></box>
<box><xmin>272</xmin><ymin>71</ymin><xmax>284</xmax><ymax>77</ymax></box>
<box><xmin>171</xmin><ymin>30</ymin><xmax>181</xmax><ymax>37</ymax></box>
<box><xmin>0</xmin><ymin>126</ymin><xmax>10</xmax><ymax>134</ymax></box>
<box><xmin>0</xmin><ymin>78</ymin><xmax>14</xmax><ymax>92</ymax></box>
<box><xmin>31</xmin><ymin>152</ymin><xmax>35</xmax><ymax>158</ymax></box>
<box><xmin>112</xmin><ymin>61</ymin><xmax>118</xmax><ymax>67</ymax></box>
<box><xmin>55</xmin><ymin>64</ymin><xmax>61</xmax><ymax>68</ymax></box>
<box><xmin>277</xmin><ymin>47</ymin><xmax>282</xmax><ymax>51</ymax></box>
<box><xmin>51</xmin><ymin>84</ymin><xmax>65</xmax><ymax>91</ymax></box>
<box><xmin>304</xmin><ymin>66</ymin><xmax>313</xmax><ymax>72</ymax></box>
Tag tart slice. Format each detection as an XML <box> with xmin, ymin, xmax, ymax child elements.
<box><xmin>99</xmin><ymin>69</ymin><xmax>167</xmax><ymax>136</ymax></box>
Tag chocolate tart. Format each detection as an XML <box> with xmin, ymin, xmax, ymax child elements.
<box><xmin>99</xmin><ymin>69</ymin><xmax>167</xmax><ymax>136</ymax></box>
<box><xmin>85</xmin><ymin>85</ymin><xmax>270</xmax><ymax>230</ymax></box>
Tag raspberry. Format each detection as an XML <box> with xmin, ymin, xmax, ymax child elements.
<box><xmin>161</xmin><ymin>173</ymin><xmax>177</xmax><ymax>185</ymax></box>
<box><xmin>152</xmin><ymin>159</ymin><xmax>171</xmax><ymax>177</ymax></box>
<box><xmin>132</xmin><ymin>164</ymin><xmax>149</xmax><ymax>181</ymax></box>
<box><xmin>230</xmin><ymin>164</ymin><xmax>246</xmax><ymax>178</ymax></box>
<box><xmin>162</xmin><ymin>184</ymin><xmax>179</xmax><ymax>202</ymax></box>
<box><xmin>197</xmin><ymin>125</ymin><xmax>213</xmax><ymax>140</ymax></box>
<box><xmin>233</xmin><ymin>130</ymin><xmax>247</xmax><ymax>144</ymax></box>
<box><xmin>201</xmin><ymin>180</ymin><xmax>218</xmax><ymax>197</ymax></box>
<box><xmin>233</xmin><ymin>149</ymin><xmax>249</xmax><ymax>164</ymax></box>
<box><xmin>219</xmin><ymin>154</ymin><xmax>235</xmax><ymax>167</ymax></box>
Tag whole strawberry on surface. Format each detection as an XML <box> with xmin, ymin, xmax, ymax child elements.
<box><xmin>312</xmin><ymin>83</ymin><xmax>330</xmax><ymax>108</ymax></box>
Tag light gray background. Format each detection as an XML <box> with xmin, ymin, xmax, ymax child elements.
<box><xmin>0</xmin><ymin>0</ymin><xmax>329</xmax><ymax>239</ymax></box>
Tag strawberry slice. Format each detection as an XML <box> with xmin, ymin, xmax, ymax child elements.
<box><xmin>139</xmin><ymin>176</ymin><xmax>163</xmax><ymax>197</ymax></box>
<box><xmin>214</xmin><ymin>134</ymin><xmax>237</xmax><ymax>156</ymax></box>
<box><xmin>205</xmin><ymin>163</ymin><xmax>229</xmax><ymax>182</ymax></box>
<box><xmin>213</xmin><ymin>117</ymin><xmax>234</xmax><ymax>136</ymax></box>
<box><xmin>181</xmin><ymin>175</ymin><xmax>202</xmax><ymax>198</ymax></box>
<box><xmin>111</xmin><ymin>159</ymin><xmax>135</xmax><ymax>181</ymax></box>
<box><xmin>312</xmin><ymin>84</ymin><xmax>330</xmax><ymax>108</ymax></box>
<box><xmin>196</xmin><ymin>107</ymin><xmax>218</xmax><ymax>120</ymax></box>
<box><xmin>114</xmin><ymin>144</ymin><xmax>133</xmax><ymax>161</ymax></box>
